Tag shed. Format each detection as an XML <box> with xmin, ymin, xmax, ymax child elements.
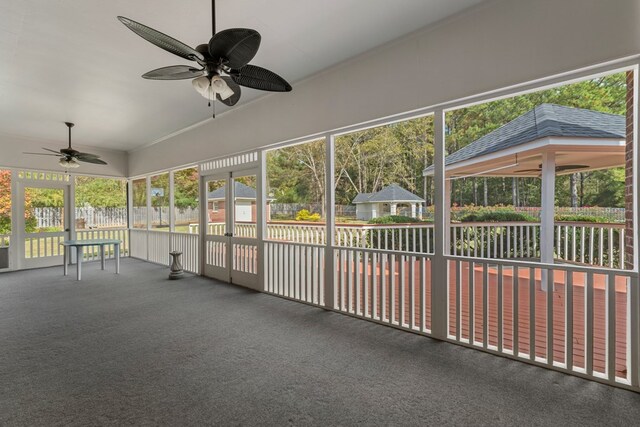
<box><xmin>353</xmin><ymin>184</ymin><xmax>425</xmax><ymax>220</ymax></box>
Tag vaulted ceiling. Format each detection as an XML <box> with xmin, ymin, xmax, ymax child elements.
<box><xmin>0</xmin><ymin>0</ymin><xmax>483</xmax><ymax>151</ymax></box>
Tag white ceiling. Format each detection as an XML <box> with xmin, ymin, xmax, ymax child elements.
<box><xmin>0</xmin><ymin>0</ymin><xmax>483</xmax><ymax>152</ymax></box>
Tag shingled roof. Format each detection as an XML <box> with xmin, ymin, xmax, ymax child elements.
<box><xmin>353</xmin><ymin>184</ymin><xmax>424</xmax><ymax>204</ymax></box>
<box><xmin>423</xmin><ymin>104</ymin><xmax>625</xmax><ymax>174</ymax></box>
<box><xmin>208</xmin><ymin>181</ymin><xmax>257</xmax><ymax>200</ymax></box>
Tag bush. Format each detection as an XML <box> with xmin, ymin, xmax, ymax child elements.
<box><xmin>295</xmin><ymin>209</ymin><xmax>321</xmax><ymax>222</ymax></box>
<box><xmin>460</xmin><ymin>211</ymin><xmax>536</xmax><ymax>223</ymax></box>
<box><xmin>554</xmin><ymin>214</ymin><xmax>610</xmax><ymax>223</ymax></box>
<box><xmin>368</xmin><ymin>215</ymin><xmax>421</xmax><ymax>225</ymax></box>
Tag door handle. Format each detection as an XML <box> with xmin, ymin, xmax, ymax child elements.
<box><xmin>224</xmin><ymin>232</ymin><xmax>233</xmax><ymax>237</ymax></box>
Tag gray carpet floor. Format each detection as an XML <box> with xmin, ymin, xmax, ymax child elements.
<box><xmin>1</xmin><ymin>258</ymin><xmax>639</xmax><ymax>426</ymax></box>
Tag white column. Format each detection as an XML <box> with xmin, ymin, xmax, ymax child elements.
<box><xmin>390</xmin><ymin>203</ymin><xmax>397</xmax><ymax>215</ymax></box>
<box><xmin>444</xmin><ymin>180</ymin><xmax>452</xmax><ymax>252</ymax></box>
<box><xmin>324</xmin><ymin>133</ymin><xmax>336</xmax><ymax>309</ymax></box>
<box><xmin>411</xmin><ymin>203</ymin><xmax>417</xmax><ymax>218</ymax></box>
<box><xmin>431</xmin><ymin>109</ymin><xmax>448</xmax><ymax>339</ymax></box>
<box><xmin>169</xmin><ymin>170</ymin><xmax>175</xmax><ymax>233</ymax></box>
<box><xmin>198</xmin><ymin>166</ymin><xmax>207</xmax><ymax>276</ymax></box>
<box><xmin>540</xmin><ymin>151</ymin><xmax>555</xmax><ymax>292</ymax></box>
<box><xmin>257</xmin><ymin>151</ymin><xmax>267</xmax><ymax>292</ymax></box>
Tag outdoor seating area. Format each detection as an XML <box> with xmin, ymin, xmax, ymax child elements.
<box><xmin>1</xmin><ymin>0</ymin><xmax>640</xmax><ymax>425</ymax></box>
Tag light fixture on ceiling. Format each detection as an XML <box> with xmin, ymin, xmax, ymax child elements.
<box><xmin>58</xmin><ymin>157</ymin><xmax>80</xmax><ymax>169</ymax></box>
<box><xmin>192</xmin><ymin>75</ymin><xmax>234</xmax><ymax>102</ymax></box>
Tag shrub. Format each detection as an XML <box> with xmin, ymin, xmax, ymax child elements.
<box><xmin>368</xmin><ymin>215</ymin><xmax>421</xmax><ymax>225</ymax></box>
<box><xmin>295</xmin><ymin>209</ymin><xmax>321</xmax><ymax>222</ymax></box>
<box><xmin>554</xmin><ymin>214</ymin><xmax>610</xmax><ymax>223</ymax></box>
<box><xmin>459</xmin><ymin>211</ymin><xmax>536</xmax><ymax>223</ymax></box>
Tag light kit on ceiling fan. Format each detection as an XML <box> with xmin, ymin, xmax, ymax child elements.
<box><xmin>118</xmin><ymin>0</ymin><xmax>292</xmax><ymax>118</ymax></box>
<box><xmin>22</xmin><ymin>122</ymin><xmax>108</xmax><ymax>169</ymax></box>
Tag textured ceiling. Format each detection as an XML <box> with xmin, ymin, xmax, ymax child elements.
<box><xmin>0</xmin><ymin>0</ymin><xmax>483</xmax><ymax>151</ymax></box>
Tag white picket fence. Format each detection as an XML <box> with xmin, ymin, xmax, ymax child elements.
<box><xmin>32</xmin><ymin>206</ymin><xmax>200</xmax><ymax>229</ymax></box>
<box><xmin>131</xmin><ymin>207</ymin><xmax>199</xmax><ymax>227</ymax></box>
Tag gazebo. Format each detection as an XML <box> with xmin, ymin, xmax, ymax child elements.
<box><xmin>423</xmin><ymin>104</ymin><xmax>626</xmax><ymax>288</ymax></box>
<box><xmin>353</xmin><ymin>183</ymin><xmax>425</xmax><ymax>220</ymax></box>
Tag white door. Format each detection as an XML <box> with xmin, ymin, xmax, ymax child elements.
<box><xmin>17</xmin><ymin>182</ymin><xmax>70</xmax><ymax>269</ymax></box>
<box><xmin>202</xmin><ymin>169</ymin><xmax>260</xmax><ymax>290</ymax></box>
<box><xmin>235</xmin><ymin>201</ymin><xmax>252</xmax><ymax>222</ymax></box>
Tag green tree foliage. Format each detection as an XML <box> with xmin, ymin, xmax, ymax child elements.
<box><xmin>0</xmin><ymin>170</ymin><xmax>11</xmax><ymax>234</ymax></box>
<box><xmin>75</xmin><ymin>176</ymin><xmax>127</xmax><ymax>207</ymax></box>
<box><xmin>174</xmin><ymin>168</ymin><xmax>199</xmax><ymax>209</ymax></box>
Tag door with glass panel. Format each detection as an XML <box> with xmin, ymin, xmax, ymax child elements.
<box><xmin>202</xmin><ymin>170</ymin><xmax>259</xmax><ymax>289</ymax></box>
<box><xmin>18</xmin><ymin>182</ymin><xmax>70</xmax><ymax>269</ymax></box>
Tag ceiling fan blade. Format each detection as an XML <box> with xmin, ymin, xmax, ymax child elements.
<box><xmin>514</xmin><ymin>169</ymin><xmax>541</xmax><ymax>173</ymax></box>
<box><xmin>117</xmin><ymin>16</ymin><xmax>204</xmax><ymax>62</ymax></box>
<box><xmin>217</xmin><ymin>77</ymin><xmax>241</xmax><ymax>106</ymax></box>
<box><xmin>208</xmin><ymin>28</ymin><xmax>261</xmax><ymax>69</ymax></box>
<box><xmin>77</xmin><ymin>157</ymin><xmax>107</xmax><ymax>165</ymax></box>
<box><xmin>23</xmin><ymin>152</ymin><xmax>62</xmax><ymax>157</ymax></box>
<box><xmin>231</xmin><ymin>65</ymin><xmax>292</xmax><ymax>92</ymax></box>
<box><xmin>75</xmin><ymin>152</ymin><xmax>101</xmax><ymax>160</ymax></box>
<box><xmin>142</xmin><ymin>65</ymin><xmax>204</xmax><ymax>80</ymax></box>
<box><xmin>42</xmin><ymin>147</ymin><xmax>62</xmax><ymax>154</ymax></box>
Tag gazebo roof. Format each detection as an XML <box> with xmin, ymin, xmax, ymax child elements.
<box><xmin>423</xmin><ymin>104</ymin><xmax>625</xmax><ymax>177</ymax></box>
<box><xmin>353</xmin><ymin>184</ymin><xmax>424</xmax><ymax>204</ymax></box>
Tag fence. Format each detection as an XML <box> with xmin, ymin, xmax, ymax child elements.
<box><xmin>131</xmin><ymin>207</ymin><xmax>199</xmax><ymax>227</ymax></box>
<box><xmin>32</xmin><ymin>206</ymin><xmax>200</xmax><ymax>229</ymax></box>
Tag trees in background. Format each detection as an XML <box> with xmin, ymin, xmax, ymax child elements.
<box><xmin>266</xmin><ymin>73</ymin><xmax>627</xmax><ymax>212</ymax></box>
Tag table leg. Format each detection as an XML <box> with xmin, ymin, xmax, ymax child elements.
<box><xmin>115</xmin><ymin>243</ymin><xmax>120</xmax><ymax>274</ymax></box>
<box><xmin>63</xmin><ymin>246</ymin><xmax>68</xmax><ymax>276</ymax></box>
<box><xmin>100</xmin><ymin>245</ymin><xmax>105</xmax><ymax>270</ymax></box>
<box><xmin>77</xmin><ymin>246</ymin><xmax>83</xmax><ymax>281</ymax></box>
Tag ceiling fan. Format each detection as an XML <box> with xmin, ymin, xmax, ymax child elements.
<box><xmin>23</xmin><ymin>122</ymin><xmax>107</xmax><ymax>169</ymax></box>
<box><xmin>117</xmin><ymin>0</ymin><xmax>292</xmax><ymax>117</ymax></box>
<box><xmin>514</xmin><ymin>164</ymin><xmax>588</xmax><ymax>174</ymax></box>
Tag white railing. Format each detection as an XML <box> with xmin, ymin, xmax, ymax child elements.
<box><xmin>450</xmin><ymin>222</ymin><xmax>539</xmax><ymax>259</ymax></box>
<box><xmin>333</xmin><ymin>247</ymin><xmax>432</xmax><ymax>333</ymax></box>
<box><xmin>555</xmin><ymin>222</ymin><xmax>625</xmax><ymax>269</ymax></box>
<box><xmin>129</xmin><ymin>229</ymin><xmax>199</xmax><ymax>274</ymax></box>
<box><xmin>24</xmin><ymin>232</ymin><xmax>65</xmax><ymax>258</ymax></box>
<box><xmin>75</xmin><ymin>228</ymin><xmax>129</xmax><ymax>261</ymax></box>
<box><xmin>446</xmin><ymin>256</ymin><xmax>639</xmax><ymax>388</ymax></box>
<box><xmin>193</xmin><ymin>221</ymin><xmax>626</xmax><ymax>269</ymax></box>
<box><xmin>0</xmin><ymin>234</ymin><xmax>10</xmax><ymax>247</ymax></box>
<box><xmin>265</xmin><ymin>241</ymin><xmax>325</xmax><ymax>305</ymax></box>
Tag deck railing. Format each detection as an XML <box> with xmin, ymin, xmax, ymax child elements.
<box><xmin>129</xmin><ymin>229</ymin><xmax>199</xmax><ymax>274</ymax></box>
<box><xmin>446</xmin><ymin>256</ymin><xmax>639</xmax><ymax>388</ymax></box>
<box><xmin>190</xmin><ymin>221</ymin><xmax>626</xmax><ymax>269</ymax></box>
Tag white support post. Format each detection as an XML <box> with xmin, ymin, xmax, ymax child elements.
<box><xmin>146</xmin><ymin>175</ymin><xmax>151</xmax><ymax>261</ymax></box>
<box><xmin>127</xmin><ymin>179</ymin><xmax>133</xmax><ymax>230</ymax></box>
<box><xmin>324</xmin><ymin>133</ymin><xmax>336</xmax><ymax>309</ymax></box>
<box><xmin>257</xmin><ymin>150</ymin><xmax>267</xmax><ymax>292</ymax></box>
<box><xmin>444</xmin><ymin>179</ymin><xmax>452</xmax><ymax>252</ymax></box>
<box><xmin>10</xmin><ymin>168</ymin><xmax>18</xmax><ymax>270</ymax></box>
<box><xmin>540</xmin><ymin>151</ymin><xmax>555</xmax><ymax>292</ymax></box>
<box><xmin>68</xmin><ymin>177</ymin><xmax>76</xmax><ymax>264</ymax></box>
<box><xmin>432</xmin><ymin>109</ymin><xmax>448</xmax><ymax>339</ymax></box>
<box><xmin>198</xmin><ymin>166</ymin><xmax>207</xmax><ymax>276</ymax></box>
<box><xmin>169</xmin><ymin>170</ymin><xmax>175</xmax><ymax>233</ymax></box>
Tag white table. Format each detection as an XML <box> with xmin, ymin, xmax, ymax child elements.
<box><xmin>60</xmin><ymin>239</ymin><xmax>121</xmax><ymax>281</ymax></box>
